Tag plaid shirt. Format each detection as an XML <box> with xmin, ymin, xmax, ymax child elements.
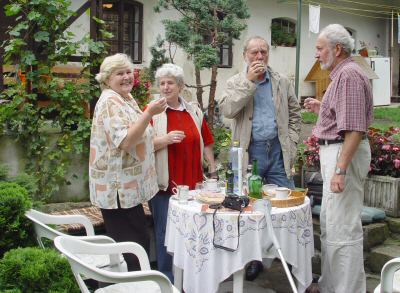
<box><xmin>313</xmin><ymin>57</ymin><xmax>373</xmax><ymax>140</ymax></box>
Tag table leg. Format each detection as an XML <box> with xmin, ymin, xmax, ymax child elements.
<box><xmin>174</xmin><ymin>265</ymin><xmax>183</xmax><ymax>291</ymax></box>
<box><xmin>233</xmin><ymin>268</ymin><xmax>244</xmax><ymax>293</ymax></box>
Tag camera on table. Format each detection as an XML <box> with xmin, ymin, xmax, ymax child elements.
<box><xmin>221</xmin><ymin>195</ymin><xmax>250</xmax><ymax>211</ymax></box>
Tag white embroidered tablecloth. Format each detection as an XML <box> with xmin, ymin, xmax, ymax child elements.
<box><xmin>165</xmin><ymin>197</ymin><xmax>314</xmax><ymax>293</ymax></box>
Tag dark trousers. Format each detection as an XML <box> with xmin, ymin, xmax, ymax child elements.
<box><xmin>100</xmin><ymin>200</ymin><xmax>150</xmax><ymax>271</ymax></box>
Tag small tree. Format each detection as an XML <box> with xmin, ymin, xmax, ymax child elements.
<box><xmin>154</xmin><ymin>0</ymin><xmax>249</xmax><ymax>128</ymax></box>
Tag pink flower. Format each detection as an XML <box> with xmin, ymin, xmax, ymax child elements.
<box><xmin>133</xmin><ymin>79</ymin><xmax>140</xmax><ymax>87</ymax></box>
<box><xmin>382</xmin><ymin>145</ymin><xmax>391</xmax><ymax>151</ymax></box>
<box><xmin>395</xmin><ymin>159</ymin><xmax>400</xmax><ymax>169</ymax></box>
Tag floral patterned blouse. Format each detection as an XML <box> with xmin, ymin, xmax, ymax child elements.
<box><xmin>89</xmin><ymin>89</ymin><xmax>158</xmax><ymax>209</ymax></box>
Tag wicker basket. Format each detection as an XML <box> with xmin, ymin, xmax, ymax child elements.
<box><xmin>269</xmin><ymin>188</ymin><xmax>308</xmax><ymax>208</ymax></box>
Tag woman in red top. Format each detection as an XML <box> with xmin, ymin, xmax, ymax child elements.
<box><xmin>151</xmin><ymin>63</ymin><xmax>217</xmax><ymax>281</ymax></box>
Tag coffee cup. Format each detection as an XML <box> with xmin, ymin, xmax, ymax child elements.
<box><xmin>203</xmin><ymin>178</ymin><xmax>219</xmax><ymax>192</ymax></box>
<box><xmin>275</xmin><ymin>187</ymin><xmax>292</xmax><ymax>199</ymax></box>
<box><xmin>172</xmin><ymin>185</ymin><xmax>189</xmax><ymax>204</ymax></box>
<box><xmin>262</xmin><ymin>184</ymin><xmax>278</xmax><ymax>196</ymax></box>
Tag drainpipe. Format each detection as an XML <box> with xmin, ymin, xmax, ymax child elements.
<box><xmin>295</xmin><ymin>0</ymin><xmax>302</xmax><ymax>100</ymax></box>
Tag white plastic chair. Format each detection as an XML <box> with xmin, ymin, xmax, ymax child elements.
<box><xmin>54</xmin><ymin>236</ymin><xmax>179</xmax><ymax>293</ymax></box>
<box><xmin>25</xmin><ymin>209</ymin><xmax>125</xmax><ymax>270</ymax></box>
<box><xmin>374</xmin><ymin>257</ymin><xmax>400</xmax><ymax>293</ymax></box>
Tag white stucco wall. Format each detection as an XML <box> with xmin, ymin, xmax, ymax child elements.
<box><xmin>69</xmin><ymin>0</ymin><xmax>392</xmax><ymax>101</ymax></box>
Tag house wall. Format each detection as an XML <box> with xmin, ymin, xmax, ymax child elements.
<box><xmin>61</xmin><ymin>0</ymin><xmax>393</xmax><ymax>103</ymax></box>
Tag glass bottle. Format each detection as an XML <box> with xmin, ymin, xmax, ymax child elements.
<box><xmin>248</xmin><ymin>159</ymin><xmax>262</xmax><ymax>199</ymax></box>
<box><xmin>241</xmin><ymin>164</ymin><xmax>253</xmax><ymax>196</ymax></box>
<box><xmin>225</xmin><ymin>162</ymin><xmax>234</xmax><ymax>195</ymax></box>
<box><xmin>229</xmin><ymin>140</ymin><xmax>242</xmax><ymax>195</ymax></box>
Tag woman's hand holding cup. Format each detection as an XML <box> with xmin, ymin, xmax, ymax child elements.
<box><xmin>166</xmin><ymin>130</ymin><xmax>185</xmax><ymax>145</ymax></box>
<box><xmin>146</xmin><ymin>97</ymin><xmax>167</xmax><ymax>116</ymax></box>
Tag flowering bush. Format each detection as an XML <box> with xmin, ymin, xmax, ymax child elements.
<box><xmin>301</xmin><ymin>135</ymin><xmax>320</xmax><ymax>170</ymax></box>
<box><xmin>302</xmin><ymin>128</ymin><xmax>400</xmax><ymax>178</ymax></box>
<box><xmin>368</xmin><ymin>127</ymin><xmax>400</xmax><ymax>178</ymax></box>
<box><xmin>131</xmin><ymin>68</ymin><xmax>152</xmax><ymax>109</ymax></box>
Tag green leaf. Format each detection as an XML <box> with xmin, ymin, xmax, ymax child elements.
<box><xmin>5</xmin><ymin>3</ymin><xmax>21</xmax><ymax>16</ymax></box>
<box><xmin>27</xmin><ymin>11</ymin><xmax>41</xmax><ymax>21</ymax></box>
<box><xmin>9</xmin><ymin>22</ymin><xmax>29</xmax><ymax>37</ymax></box>
<box><xmin>21</xmin><ymin>52</ymin><xmax>37</xmax><ymax>65</ymax></box>
<box><xmin>34</xmin><ymin>31</ymin><xmax>50</xmax><ymax>42</ymax></box>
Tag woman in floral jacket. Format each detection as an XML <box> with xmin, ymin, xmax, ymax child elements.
<box><xmin>89</xmin><ymin>53</ymin><xmax>166</xmax><ymax>271</ymax></box>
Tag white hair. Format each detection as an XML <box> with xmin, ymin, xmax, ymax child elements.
<box><xmin>243</xmin><ymin>36</ymin><xmax>270</xmax><ymax>54</ymax></box>
<box><xmin>95</xmin><ymin>53</ymin><xmax>135</xmax><ymax>90</ymax></box>
<box><xmin>319</xmin><ymin>24</ymin><xmax>355</xmax><ymax>55</ymax></box>
<box><xmin>155</xmin><ymin>63</ymin><xmax>185</xmax><ymax>87</ymax></box>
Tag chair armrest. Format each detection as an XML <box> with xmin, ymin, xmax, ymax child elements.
<box><xmin>380</xmin><ymin>257</ymin><xmax>400</xmax><ymax>292</ymax></box>
<box><xmin>63</xmin><ymin>238</ymin><xmax>151</xmax><ymax>270</ymax></box>
<box><xmin>76</xmin><ymin>235</ymin><xmax>116</xmax><ymax>244</ymax></box>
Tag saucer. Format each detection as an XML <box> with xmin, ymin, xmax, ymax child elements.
<box><xmin>203</xmin><ymin>187</ymin><xmax>221</xmax><ymax>193</ymax></box>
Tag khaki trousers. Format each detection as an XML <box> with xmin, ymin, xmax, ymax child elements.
<box><xmin>318</xmin><ymin>140</ymin><xmax>370</xmax><ymax>293</ymax></box>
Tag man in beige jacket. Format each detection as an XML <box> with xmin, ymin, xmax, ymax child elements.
<box><xmin>220</xmin><ymin>36</ymin><xmax>301</xmax><ymax>280</ymax></box>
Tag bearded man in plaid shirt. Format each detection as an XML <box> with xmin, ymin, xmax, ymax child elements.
<box><xmin>304</xmin><ymin>24</ymin><xmax>373</xmax><ymax>293</ymax></box>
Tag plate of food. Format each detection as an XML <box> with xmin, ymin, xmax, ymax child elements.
<box><xmin>196</xmin><ymin>191</ymin><xmax>225</xmax><ymax>204</ymax></box>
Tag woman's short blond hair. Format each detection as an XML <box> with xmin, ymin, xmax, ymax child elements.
<box><xmin>155</xmin><ymin>63</ymin><xmax>185</xmax><ymax>87</ymax></box>
<box><xmin>95</xmin><ymin>53</ymin><xmax>135</xmax><ymax>90</ymax></box>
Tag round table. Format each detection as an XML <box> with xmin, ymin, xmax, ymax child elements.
<box><xmin>165</xmin><ymin>196</ymin><xmax>314</xmax><ymax>293</ymax></box>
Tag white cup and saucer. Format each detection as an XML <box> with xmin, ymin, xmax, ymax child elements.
<box><xmin>172</xmin><ymin>185</ymin><xmax>190</xmax><ymax>204</ymax></box>
<box><xmin>275</xmin><ymin>187</ymin><xmax>292</xmax><ymax>200</ymax></box>
<box><xmin>203</xmin><ymin>178</ymin><xmax>221</xmax><ymax>193</ymax></box>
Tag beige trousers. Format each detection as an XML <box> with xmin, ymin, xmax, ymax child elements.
<box><xmin>318</xmin><ymin>140</ymin><xmax>371</xmax><ymax>293</ymax></box>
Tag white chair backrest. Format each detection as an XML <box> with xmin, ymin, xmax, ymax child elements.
<box><xmin>378</xmin><ymin>257</ymin><xmax>400</xmax><ymax>293</ymax></box>
<box><xmin>25</xmin><ymin>209</ymin><xmax>95</xmax><ymax>248</ymax></box>
<box><xmin>54</xmin><ymin>236</ymin><xmax>174</xmax><ymax>293</ymax></box>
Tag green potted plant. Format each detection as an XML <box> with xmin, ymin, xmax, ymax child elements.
<box><xmin>364</xmin><ymin>127</ymin><xmax>400</xmax><ymax>216</ymax></box>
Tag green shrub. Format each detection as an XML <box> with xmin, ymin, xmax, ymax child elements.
<box><xmin>212</xmin><ymin>126</ymin><xmax>231</xmax><ymax>159</ymax></box>
<box><xmin>0</xmin><ymin>164</ymin><xmax>9</xmax><ymax>181</ymax></box>
<box><xmin>0</xmin><ymin>182</ymin><xmax>33</xmax><ymax>256</ymax></box>
<box><xmin>0</xmin><ymin>247</ymin><xmax>79</xmax><ymax>293</ymax></box>
<box><xmin>10</xmin><ymin>173</ymin><xmax>39</xmax><ymax>197</ymax></box>
<box><xmin>301</xmin><ymin>112</ymin><xmax>318</xmax><ymax>124</ymax></box>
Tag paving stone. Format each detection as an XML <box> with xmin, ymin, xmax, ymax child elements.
<box><xmin>387</xmin><ymin>217</ymin><xmax>400</xmax><ymax>234</ymax></box>
<box><xmin>366</xmin><ymin>273</ymin><xmax>381</xmax><ymax>293</ymax></box>
<box><xmin>367</xmin><ymin>244</ymin><xmax>400</xmax><ymax>273</ymax></box>
<box><xmin>363</xmin><ymin>223</ymin><xmax>389</xmax><ymax>251</ymax></box>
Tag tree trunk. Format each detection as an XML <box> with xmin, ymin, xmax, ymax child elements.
<box><xmin>207</xmin><ymin>64</ymin><xmax>218</xmax><ymax>129</ymax></box>
<box><xmin>195</xmin><ymin>67</ymin><xmax>204</xmax><ymax>111</ymax></box>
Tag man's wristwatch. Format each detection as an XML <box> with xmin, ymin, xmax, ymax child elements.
<box><xmin>335</xmin><ymin>167</ymin><xmax>346</xmax><ymax>175</ymax></box>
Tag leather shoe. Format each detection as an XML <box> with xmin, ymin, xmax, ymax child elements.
<box><xmin>245</xmin><ymin>260</ymin><xmax>263</xmax><ymax>281</ymax></box>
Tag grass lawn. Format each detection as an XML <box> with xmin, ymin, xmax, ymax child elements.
<box><xmin>301</xmin><ymin>106</ymin><xmax>400</xmax><ymax>130</ymax></box>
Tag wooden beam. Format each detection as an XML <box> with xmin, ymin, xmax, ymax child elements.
<box><xmin>89</xmin><ymin>0</ymin><xmax>102</xmax><ymax>117</ymax></box>
<box><xmin>65</xmin><ymin>1</ymin><xmax>91</xmax><ymax>29</ymax></box>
